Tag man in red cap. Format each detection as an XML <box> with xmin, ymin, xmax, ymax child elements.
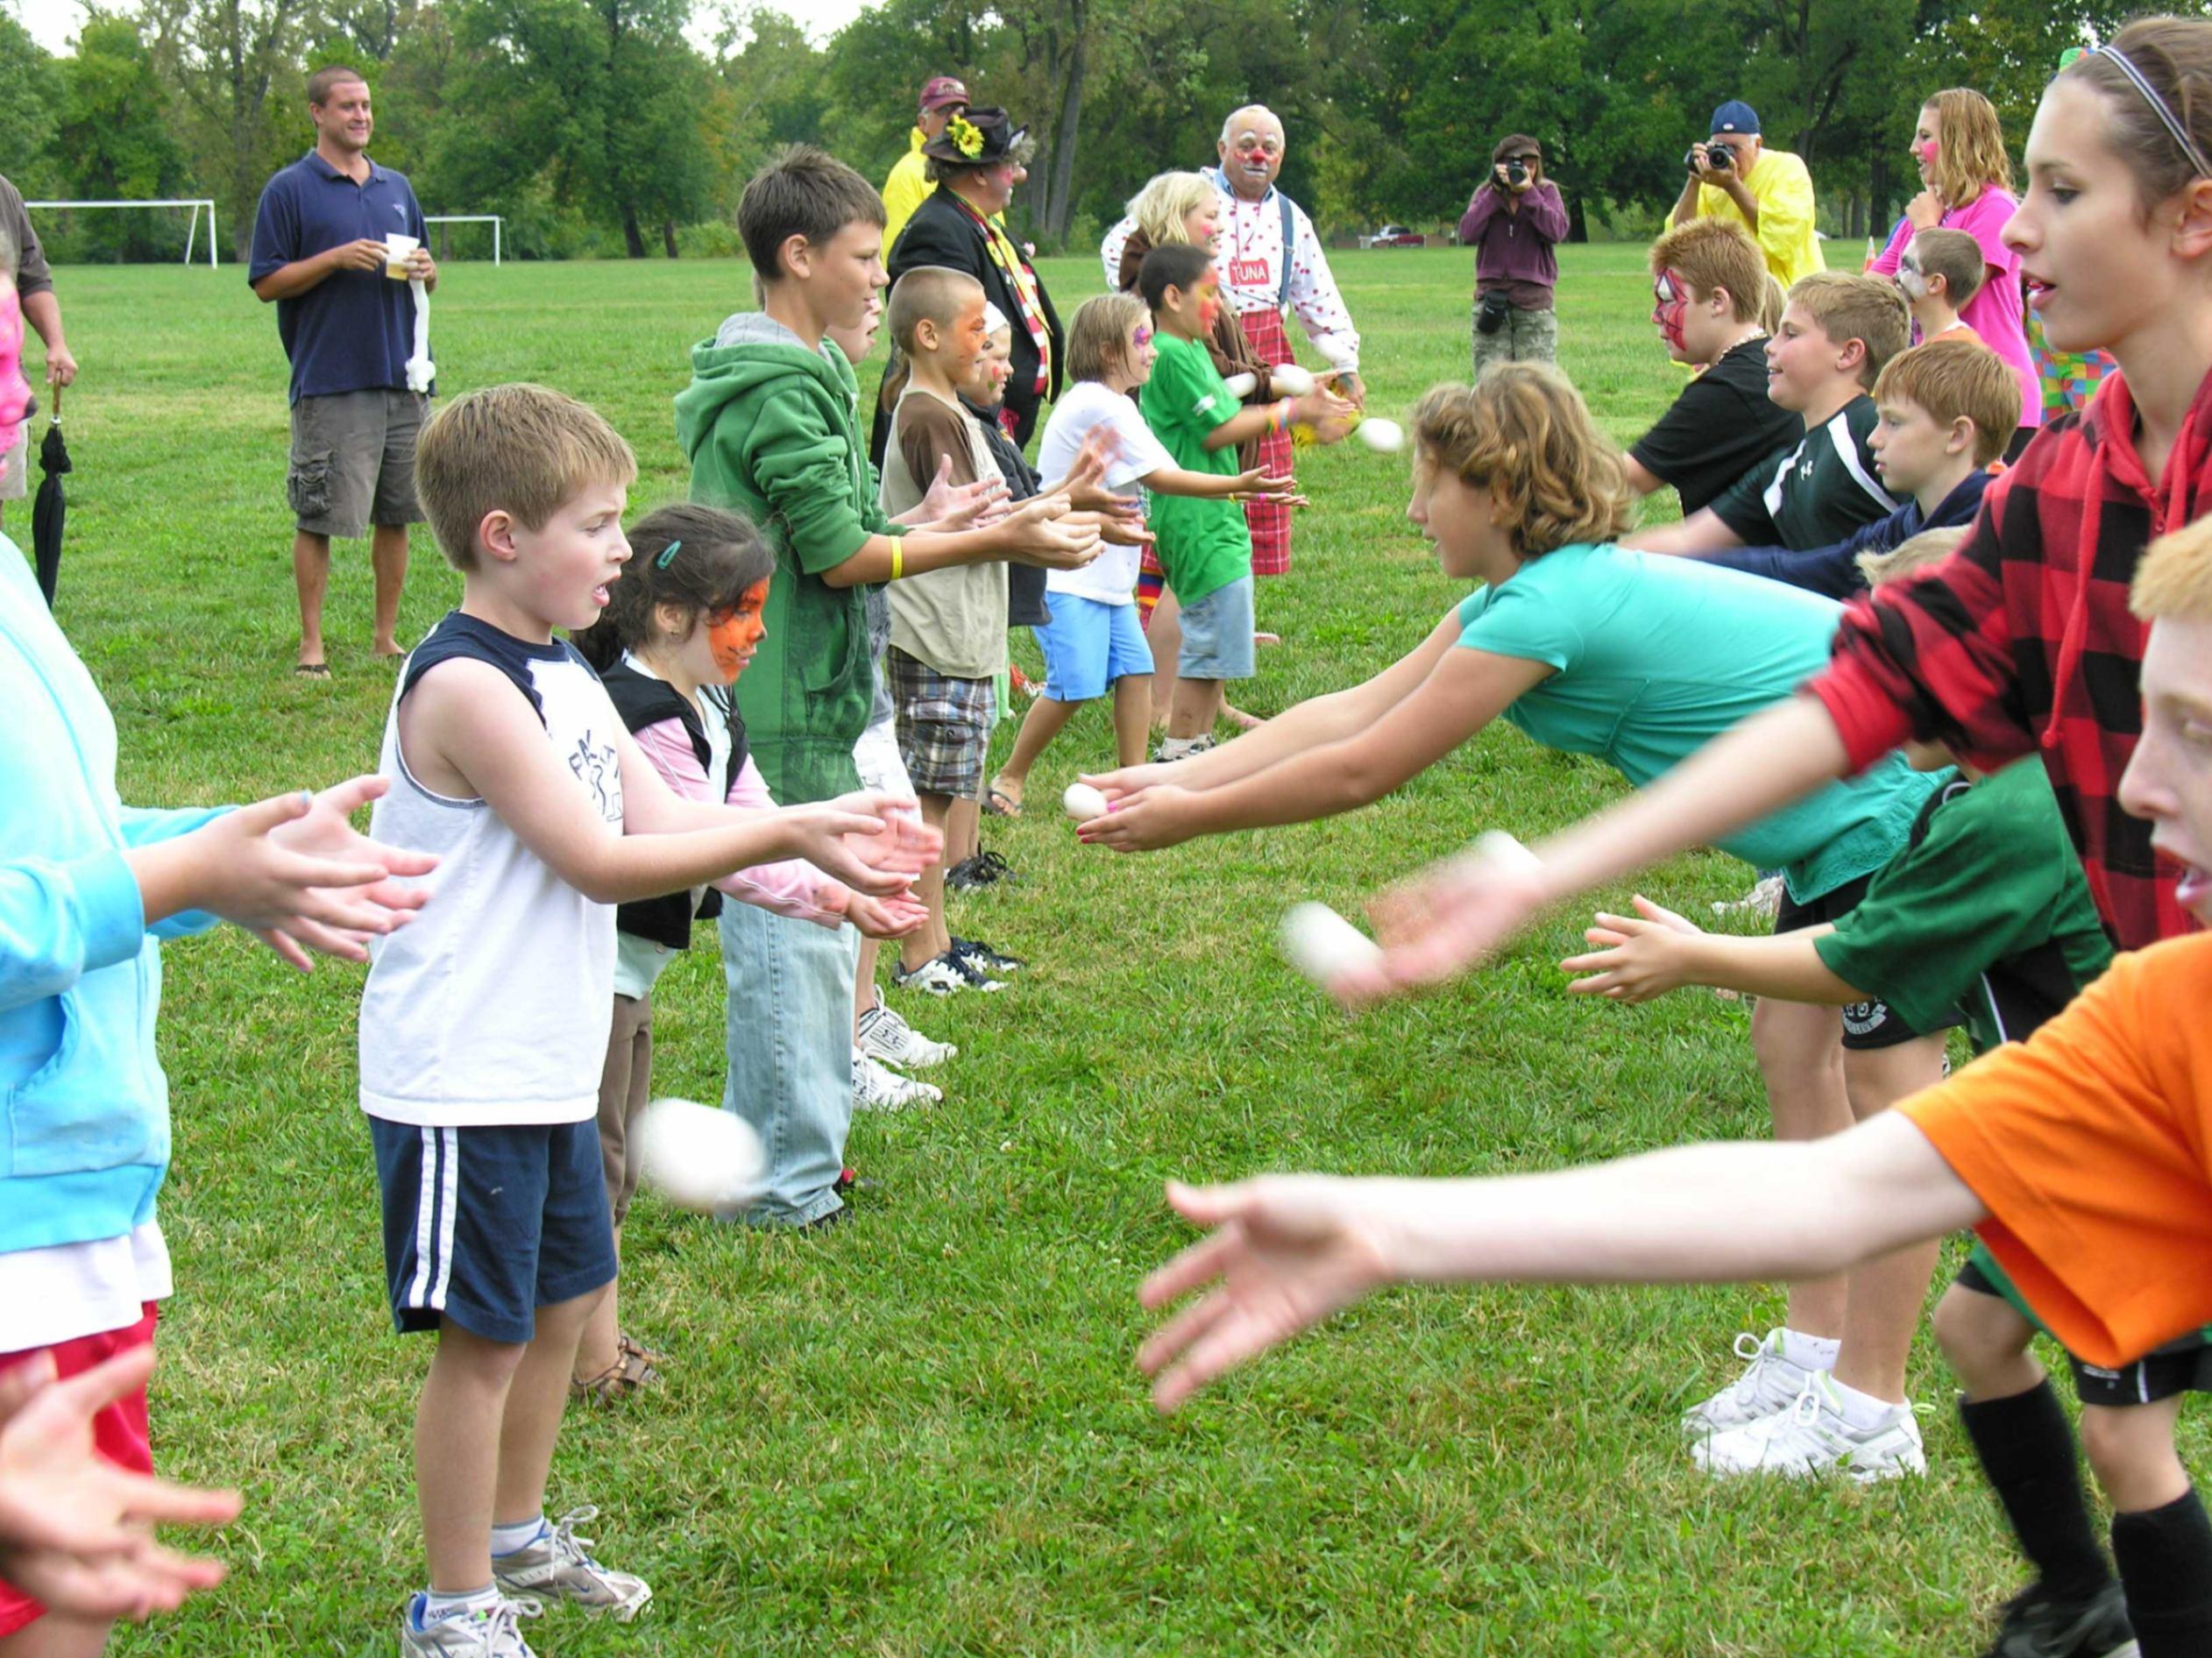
<box><xmin>882</xmin><ymin>74</ymin><xmax>969</xmax><ymax>253</ymax></box>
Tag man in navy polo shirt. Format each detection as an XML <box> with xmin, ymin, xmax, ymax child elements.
<box><xmin>250</xmin><ymin>65</ymin><xmax>437</xmax><ymax>677</ymax></box>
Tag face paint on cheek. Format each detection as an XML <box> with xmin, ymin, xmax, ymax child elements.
<box><xmin>707</xmin><ymin>584</ymin><xmax>769</xmax><ymax>678</ymax></box>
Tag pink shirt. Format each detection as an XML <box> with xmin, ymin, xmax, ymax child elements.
<box><xmin>633</xmin><ymin>718</ymin><xmax>844</xmax><ymax>927</ymax></box>
<box><xmin>1869</xmin><ymin>182</ymin><xmax>2039</xmax><ymax>429</ymax></box>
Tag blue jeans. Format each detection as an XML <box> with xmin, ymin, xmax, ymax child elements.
<box><xmin>716</xmin><ymin>901</ymin><xmax>859</xmax><ymax>1227</ymax></box>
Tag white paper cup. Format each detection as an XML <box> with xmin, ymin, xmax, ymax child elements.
<box><xmin>384</xmin><ymin>232</ymin><xmax>420</xmax><ymax>280</ymax></box>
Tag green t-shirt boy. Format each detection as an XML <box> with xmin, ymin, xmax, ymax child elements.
<box><xmin>1139</xmin><ymin>332</ymin><xmax>1249</xmax><ymax>606</ymax></box>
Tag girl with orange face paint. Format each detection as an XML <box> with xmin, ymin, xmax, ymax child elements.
<box><xmin>566</xmin><ymin>507</ymin><xmax>929</xmax><ymax>1397</ymax></box>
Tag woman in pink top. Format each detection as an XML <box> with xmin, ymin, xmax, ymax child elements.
<box><xmin>1868</xmin><ymin>88</ymin><xmax>2039</xmax><ymax>447</ymax></box>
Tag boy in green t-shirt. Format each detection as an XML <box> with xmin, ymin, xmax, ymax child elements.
<box><xmin>1135</xmin><ymin>244</ymin><xmax>1350</xmax><ymax>761</ymax></box>
<box><xmin>1563</xmin><ymin>524</ymin><xmax>2206</xmax><ymax>1651</ymax></box>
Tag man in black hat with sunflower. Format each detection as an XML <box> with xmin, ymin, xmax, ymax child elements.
<box><xmin>883</xmin><ymin>107</ymin><xmax>1064</xmax><ymax>452</ymax></box>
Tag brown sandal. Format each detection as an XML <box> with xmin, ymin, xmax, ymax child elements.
<box><xmin>569</xmin><ymin>1334</ymin><xmax>663</xmax><ymax>1403</ymax></box>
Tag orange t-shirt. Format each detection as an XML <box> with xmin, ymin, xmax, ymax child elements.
<box><xmin>1899</xmin><ymin>933</ymin><xmax>2212</xmax><ymax>1368</ymax></box>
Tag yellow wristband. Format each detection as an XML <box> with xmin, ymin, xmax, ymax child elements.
<box><xmin>890</xmin><ymin>541</ymin><xmax>904</xmax><ymax>582</ymax></box>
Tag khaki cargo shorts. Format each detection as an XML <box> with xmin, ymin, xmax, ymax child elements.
<box><xmin>287</xmin><ymin>388</ymin><xmax>428</xmax><ymax>539</ymax></box>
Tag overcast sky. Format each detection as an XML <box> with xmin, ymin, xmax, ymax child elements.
<box><xmin>11</xmin><ymin>0</ymin><xmax>870</xmax><ymax>54</ymax></box>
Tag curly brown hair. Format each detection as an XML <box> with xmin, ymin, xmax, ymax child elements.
<box><xmin>1413</xmin><ymin>365</ymin><xmax>1634</xmax><ymax>560</ymax></box>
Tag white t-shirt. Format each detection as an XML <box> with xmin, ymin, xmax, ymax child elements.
<box><xmin>1036</xmin><ymin>380</ymin><xmax>1173</xmax><ymax>606</ymax></box>
<box><xmin>0</xmin><ymin>1223</ymin><xmax>171</xmax><ymax>1352</ymax></box>
<box><xmin>360</xmin><ymin>613</ymin><xmax>623</xmax><ymax>1128</ymax></box>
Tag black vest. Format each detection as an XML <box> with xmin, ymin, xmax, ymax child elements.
<box><xmin>599</xmin><ymin>660</ymin><xmax>748</xmax><ymax>952</ymax></box>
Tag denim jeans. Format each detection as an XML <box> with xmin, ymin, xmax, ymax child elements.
<box><xmin>715</xmin><ymin>900</ymin><xmax>859</xmax><ymax>1227</ymax></box>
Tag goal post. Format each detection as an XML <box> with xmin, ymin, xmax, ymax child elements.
<box><xmin>423</xmin><ymin>215</ymin><xmax>503</xmax><ymax>266</ymax></box>
<box><xmin>25</xmin><ymin>199</ymin><xmax>220</xmax><ymax>267</ymax></box>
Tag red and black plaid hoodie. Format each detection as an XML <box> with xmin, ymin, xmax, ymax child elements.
<box><xmin>1806</xmin><ymin>365</ymin><xmax>2212</xmax><ymax>952</ymax></box>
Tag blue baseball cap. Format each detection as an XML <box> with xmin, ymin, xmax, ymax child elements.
<box><xmin>1709</xmin><ymin>101</ymin><xmax>1761</xmax><ymax>136</ymax></box>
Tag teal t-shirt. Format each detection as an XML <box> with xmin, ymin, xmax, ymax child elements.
<box><xmin>1455</xmin><ymin>542</ymin><xmax>1937</xmax><ymax>900</ymax></box>
<box><xmin>1139</xmin><ymin>332</ymin><xmax>1248</xmax><ymax>605</ymax></box>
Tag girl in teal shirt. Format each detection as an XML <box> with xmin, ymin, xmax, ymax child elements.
<box><xmin>1082</xmin><ymin>363</ymin><xmax>1947</xmax><ymax>1477</ymax></box>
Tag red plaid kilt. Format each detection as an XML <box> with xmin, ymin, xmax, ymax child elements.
<box><xmin>1237</xmin><ymin>306</ymin><xmax>1295</xmax><ymax>577</ymax></box>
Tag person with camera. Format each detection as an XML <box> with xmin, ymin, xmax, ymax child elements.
<box><xmin>1670</xmin><ymin>100</ymin><xmax>1823</xmax><ymax>289</ymax></box>
<box><xmin>1457</xmin><ymin>134</ymin><xmax>1569</xmax><ymax>375</ymax></box>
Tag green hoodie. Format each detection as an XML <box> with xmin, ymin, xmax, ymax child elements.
<box><xmin>676</xmin><ymin>313</ymin><xmax>898</xmax><ymax>804</ymax></box>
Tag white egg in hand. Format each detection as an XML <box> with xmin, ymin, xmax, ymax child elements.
<box><xmin>633</xmin><ymin>1098</ymin><xmax>766</xmax><ymax>1215</ymax></box>
<box><xmin>1270</xmin><ymin>363</ymin><xmax>1315</xmax><ymax>396</ymax></box>
<box><xmin>1222</xmin><ymin>372</ymin><xmax>1258</xmax><ymax>399</ymax></box>
<box><xmin>1355</xmin><ymin>417</ymin><xmax>1405</xmax><ymax>453</ymax></box>
<box><xmin>1064</xmin><ymin>783</ymin><xmax>1110</xmax><ymax>823</ymax></box>
<box><xmin>1279</xmin><ymin>902</ymin><xmax>1385</xmax><ymax>989</ymax></box>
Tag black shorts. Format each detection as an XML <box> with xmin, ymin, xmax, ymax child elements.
<box><xmin>1774</xmin><ymin>871</ymin><xmax>1960</xmax><ymax>1052</ymax></box>
<box><xmin>1954</xmin><ymin>1257</ymin><xmax>2212</xmax><ymax>1407</ymax></box>
<box><xmin>368</xmin><ymin>1116</ymin><xmax>616</xmax><ymax>1345</ymax></box>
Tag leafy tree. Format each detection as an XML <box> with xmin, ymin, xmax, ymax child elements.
<box><xmin>0</xmin><ymin>11</ymin><xmax>64</xmax><ymax>200</ymax></box>
<box><xmin>54</xmin><ymin>18</ymin><xmax>195</xmax><ymax>259</ymax></box>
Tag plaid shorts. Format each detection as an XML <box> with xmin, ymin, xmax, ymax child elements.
<box><xmin>885</xmin><ymin>646</ymin><xmax>996</xmax><ymax>800</ymax></box>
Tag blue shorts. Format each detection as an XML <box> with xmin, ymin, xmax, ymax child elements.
<box><xmin>1176</xmin><ymin>575</ymin><xmax>1255</xmax><ymax>681</ymax></box>
<box><xmin>368</xmin><ymin>1116</ymin><xmax>616</xmax><ymax>1345</ymax></box>
<box><xmin>1035</xmin><ymin>594</ymin><xmax>1152</xmax><ymax>702</ymax></box>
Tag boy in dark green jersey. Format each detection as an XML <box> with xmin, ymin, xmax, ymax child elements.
<box><xmin>1562</xmin><ymin>523</ymin><xmax>2205</xmax><ymax>1654</ymax></box>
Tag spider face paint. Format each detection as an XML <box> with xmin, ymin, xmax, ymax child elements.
<box><xmin>706</xmin><ymin>578</ymin><xmax>769</xmax><ymax>680</ymax></box>
<box><xmin>1652</xmin><ymin>267</ymin><xmax>1691</xmax><ymax>352</ymax></box>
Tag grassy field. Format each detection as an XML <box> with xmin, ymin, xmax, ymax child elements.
<box><xmin>30</xmin><ymin>244</ymin><xmax>2188</xmax><ymax>1656</ymax></box>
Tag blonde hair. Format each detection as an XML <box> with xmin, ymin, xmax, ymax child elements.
<box><xmin>2130</xmin><ymin>512</ymin><xmax>2212</xmax><ymax>622</ymax></box>
<box><xmin>1647</xmin><ymin>216</ymin><xmax>1767</xmax><ymax>323</ymax></box>
<box><xmin>414</xmin><ymin>384</ymin><xmax>636</xmax><ymax>572</ymax></box>
<box><xmin>1758</xmin><ymin>273</ymin><xmax>1788</xmax><ymax>334</ymax></box>
<box><xmin>1413</xmin><ymin>364</ymin><xmax>1634</xmax><ymax>560</ymax></box>
<box><xmin>1127</xmin><ymin>172</ymin><xmax>1216</xmax><ymax>251</ymax></box>
<box><xmin>1858</xmin><ymin>524</ymin><xmax>1968</xmax><ymax>588</ymax></box>
<box><xmin>1872</xmin><ymin>337</ymin><xmax>2022</xmax><ymax>464</ymax></box>
<box><xmin>1067</xmin><ymin>292</ymin><xmax>1147</xmax><ymax>382</ymax></box>
<box><xmin>1923</xmin><ymin>89</ymin><xmax>2013</xmax><ymax>209</ymax></box>
<box><xmin>1910</xmin><ymin>227</ymin><xmax>1987</xmax><ymax>306</ymax></box>
<box><xmin>1788</xmin><ymin>272</ymin><xmax>1912</xmax><ymax>388</ymax></box>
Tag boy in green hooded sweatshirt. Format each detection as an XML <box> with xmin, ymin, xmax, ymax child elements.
<box><xmin>675</xmin><ymin>145</ymin><xmax>1098</xmax><ymax>1227</ymax></box>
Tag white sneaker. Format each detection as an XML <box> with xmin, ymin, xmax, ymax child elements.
<box><xmin>856</xmin><ymin>1003</ymin><xmax>957</xmax><ymax>1069</ymax></box>
<box><xmin>491</xmin><ymin>1508</ymin><xmax>652</xmax><ymax>1620</ymax></box>
<box><xmin>891</xmin><ymin>954</ymin><xmax>969</xmax><ymax>996</ymax></box>
<box><xmin>1693</xmin><ymin>1373</ymin><xmax>1926</xmax><ymax>1483</ymax></box>
<box><xmin>1680</xmin><ymin>1329</ymin><xmax>1819</xmax><ymax>1437</ymax></box>
<box><xmin>401</xmin><ymin>1594</ymin><xmax>542</xmax><ymax>1656</ymax></box>
<box><xmin>852</xmin><ymin>1048</ymin><xmax>941</xmax><ymax>1111</ymax></box>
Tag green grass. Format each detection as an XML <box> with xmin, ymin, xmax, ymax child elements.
<box><xmin>35</xmin><ymin>244</ymin><xmax>2188</xmax><ymax>1655</ymax></box>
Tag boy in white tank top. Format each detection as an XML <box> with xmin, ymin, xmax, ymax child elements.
<box><xmin>364</xmin><ymin>384</ymin><xmax>934</xmax><ymax>1658</ymax></box>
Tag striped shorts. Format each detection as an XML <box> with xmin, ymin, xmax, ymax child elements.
<box><xmin>367</xmin><ymin>1116</ymin><xmax>615</xmax><ymax>1346</ymax></box>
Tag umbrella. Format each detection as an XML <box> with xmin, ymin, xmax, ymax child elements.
<box><xmin>32</xmin><ymin>380</ymin><xmax>67</xmax><ymax>606</ymax></box>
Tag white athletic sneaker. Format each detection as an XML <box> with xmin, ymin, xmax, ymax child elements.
<box><xmin>400</xmin><ymin>1594</ymin><xmax>542</xmax><ymax>1656</ymax></box>
<box><xmin>891</xmin><ymin>954</ymin><xmax>969</xmax><ymax>997</ymax></box>
<box><xmin>852</xmin><ymin>1048</ymin><xmax>941</xmax><ymax>1111</ymax></box>
<box><xmin>1680</xmin><ymin>1329</ymin><xmax>1819</xmax><ymax>1437</ymax></box>
<box><xmin>1693</xmin><ymin>1373</ymin><xmax>1927</xmax><ymax>1483</ymax></box>
<box><xmin>856</xmin><ymin>1003</ymin><xmax>957</xmax><ymax>1069</ymax></box>
<box><xmin>491</xmin><ymin>1508</ymin><xmax>652</xmax><ymax>1620</ymax></box>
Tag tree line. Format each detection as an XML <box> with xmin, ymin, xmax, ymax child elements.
<box><xmin>0</xmin><ymin>0</ymin><xmax>2129</xmax><ymax>264</ymax></box>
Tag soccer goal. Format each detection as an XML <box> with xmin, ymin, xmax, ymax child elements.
<box><xmin>423</xmin><ymin>215</ymin><xmax>504</xmax><ymax>266</ymax></box>
<box><xmin>25</xmin><ymin>199</ymin><xmax>220</xmax><ymax>267</ymax></box>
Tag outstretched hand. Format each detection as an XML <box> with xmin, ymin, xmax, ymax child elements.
<box><xmin>0</xmin><ymin>1345</ymin><xmax>241</xmax><ymax>1621</ymax></box>
<box><xmin>918</xmin><ymin>455</ymin><xmax>1011</xmax><ymax>530</ymax></box>
<box><xmin>1073</xmin><ymin>783</ymin><xmax>1198</xmax><ymax>852</ymax></box>
<box><xmin>1227</xmin><ymin>467</ymin><xmax>1300</xmax><ymax>505</ymax></box>
<box><xmin>791</xmin><ymin>792</ymin><xmax>942</xmax><ymax>894</ymax></box>
<box><xmin>1558</xmin><ymin>895</ymin><xmax>1703</xmax><ymax>1003</ymax></box>
<box><xmin>839</xmin><ymin>888</ymin><xmax>932</xmax><ymax>939</ymax></box>
<box><xmin>1329</xmin><ymin>834</ymin><xmax>1552</xmax><ymax>1006</ymax></box>
<box><xmin>1138</xmin><ymin>1177</ymin><xmax>1396</xmax><ymax>1413</ymax></box>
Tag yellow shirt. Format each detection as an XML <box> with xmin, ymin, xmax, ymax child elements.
<box><xmin>880</xmin><ymin>129</ymin><xmax>932</xmax><ymax>255</ymax></box>
<box><xmin>1695</xmin><ymin>145</ymin><xmax>1824</xmax><ymax>288</ymax></box>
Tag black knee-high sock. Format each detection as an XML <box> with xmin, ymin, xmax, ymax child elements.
<box><xmin>1958</xmin><ymin>1381</ymin><xmax>2111</xmax><ymax>1599</ymax></box>
<box><xmin>2112</xmin><ymin>1486</ymin><xmax>2212</xmax><ymax>1658</ymax></box>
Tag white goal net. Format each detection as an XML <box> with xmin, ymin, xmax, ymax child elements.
<box><xmin>24</xmin><ymin>199</ymin><xmax>221</xmax><ymax>267</ymax></box>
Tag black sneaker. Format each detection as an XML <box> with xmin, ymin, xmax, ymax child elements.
<box><xmin>1981</xmin><ymin>1581</ymin><xmax>2136</xmax><ymax>1658</ymax></box>
<box><xmin>946</xmin><ymin>849</ymin><xmax>1017</xmax><ymax>890</ymax></box>
<box><xmin>951</xmin><ymin>936</ymin><xmax>1024</xmax><ymax>974</ymax></box>
<box><xmin>945</xmin><ymin>949</ymin><xmax>1008</xmax><ymax>992</ymax></box>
